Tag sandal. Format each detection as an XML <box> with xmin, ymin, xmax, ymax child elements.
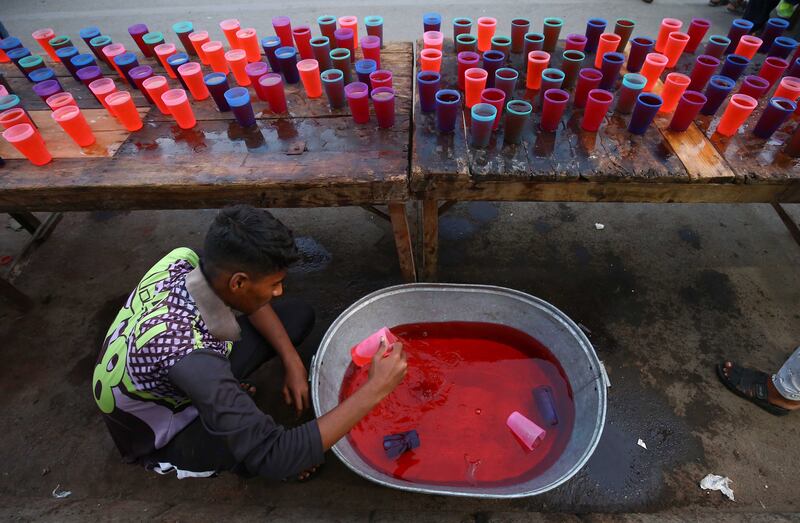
<box><xmin>282</xmin><ymin>464</ymin><xmax>324</xmax><ymax>483</ymax></box>
<box><xmin>708</xmin><ymin>0</ymin><xmax>729</xmax><ymax>5</ymax></box>
<box><xmin>716</xmin><ymin>362</ymin><xmax>790</xmax><ymax>416</ymax></box>
<box><xmin>239</xmin><ymin>381</ymin><xmax>257</xmax><ymax>397</ymax></box>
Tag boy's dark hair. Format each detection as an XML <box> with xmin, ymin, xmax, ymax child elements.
<box><xmin>202</xmin><ymin>205</ymin><xmax>299</xmax><ymax>278</ymax></box>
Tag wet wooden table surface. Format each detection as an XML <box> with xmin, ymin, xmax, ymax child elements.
<box><xmin>0</xmin><ymin>42</ymin><xmax>418</xmax><ymax>281</ymax></box>
<box><xmin>412</xmin><ymin>38</ymin><xmax>800</xmax><ymax>279</ymax></box>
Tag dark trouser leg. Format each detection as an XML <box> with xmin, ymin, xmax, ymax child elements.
<box><xmin>146</xmin><ymin>299</ymin><xmax>316</xmax><ymax>475</ymax></box>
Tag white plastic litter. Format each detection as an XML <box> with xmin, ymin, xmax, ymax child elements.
<box><xmin>700</xmin><ymin>474</ymin><xmax>735</xmax><ymax>501</ymax></box>
<box><xmin>637</xmin><ymin>438</ymin><xmax>647</xmax><ymax>450</ymax></box>
<box><xmin>51</xmin><ymin>484</ymin><xmax>72</xmax><ymax>499</ymax></box>
<box><xmin>594</xmin><ymin>223</ymin><xmax>605</xmax><ymax>230</ymax></box>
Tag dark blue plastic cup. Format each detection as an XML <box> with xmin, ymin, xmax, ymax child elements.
<box><xmin>752</xmin><ymin>97</ymin><xmax>796</xmax><ymax>139</ymax></box>
<box><xmin>585</xmin><ymin>18</ymin><xmax>607</xmax><ymax>54</ymax></box>
<box><xmin>701</xmin><ymin>75</ymin><xmax>736</xmax><ymax>116</ymax></box>
<box><xmin>768</xmin><ymin>36</ymin><xmax>798</xmax><ymax>59</ymax></box>
<box><xmin>726</xmin><ymin>18</ymin><xmax>754</xmax><ymax>54</ymax></box>
<box><xmin>719</xmin><ymin>54</ymin><xmax>749</xmax><ymax>82</ymax></box>
<box><xmin>417</xmin><ymin>70</ymin><xmax>441</xmax><ymax>113</ymax></box>
<box><xmin>627</xmin><ymin>37</ymin><xmax>655</xmax><ymax>73</ymax></box>
<box><xmin>760</xmin><ymin>18</ymin><xmax>789</xmax><ymax>53</ymax></box>
<box><xmin>628</xmin><ymin>92</ymin><xmax>663</xmax><ymax>135</ymax></box>
<box><xmin>435</xmin><ymin>89</ymin><xmax>461</xmax><ymax>132</ymax></box>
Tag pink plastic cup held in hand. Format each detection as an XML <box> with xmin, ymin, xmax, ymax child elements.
<box><xmin>507</xmin><ymin>411</ymin><xmax>546</xmax><ymax>450</ymax></box>
<box><xmin>351</xmin><ymin>327</ymin><xmax>399</xmax><ymax>367</ymax></box>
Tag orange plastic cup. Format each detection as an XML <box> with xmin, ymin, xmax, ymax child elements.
<box><xmin>46</xmin><ymin>92</ymin><xmax>77</xmax><ymax>111</ymax></box>
<box><xmin>225</xmin><ymin>49</ymin><xmax>250</xmax><ymax>86</ymax></box>
<box><xmin>189</xmin><ymin>31</ymin><xmax>210</xmax><ymax>65</ymax></box>
<box><xmin>464</xmin><ymin>67</ymin><xmax>488</xmax><ymax>108</ymax></box>
<box><xmin>32</xmin><ymin>28</ymin><xmax>59</xmax><ymax>61</ymax></box>
<box><xmin>102</xmin><ymin>43</ymin><xmax>127</xmax><ymax>77</ymax></box>
<box><xmin>161</xmin><ymin>88</ymin><xmax>196</xmax><ymax>129</ymax></box>
<box><xmin>734</xmin><ymin>34</ymin><xmax>762</xmax><ymax>60</ymax></box>
<box><xmin>715</xmin><ymin>93</ymin><xmax>757</xmax><ymax>136</ymax></box>
<box><xmin>154</xmin><ymin>43</ymin><xmax>178</xmax><ymax>79</ymax></box>
<box><xmin>641</xmin><ymin>52</ymin><xmax>669</xmax><ymax>92</ymax></box>
<box><xmin>3</xmin><ymin>124</ymin><xmax>52</xmax><ymax>165</ymax></box>
<box><xmin>659</xmin><ymin>72</ymin><xmax>690</xmax><ymax>113</ymax></box>
<box><xmin>106</xmin><ymin>91</ymin><xmax>142</xmax><ymax>131</ymax></box>
<box><xmin>220</xmin><ymin>19</ymin><xmax>241</xmax><ymax>49</ymax></box>
<box><xmin>177</xmin><ymin>62</ymin><xmax>210</xmax><ymax>100</ymax></box>
<box><xmin>236</xmin><ymin>28</ymin><xmax>261</xmax><ymax>62</ymax></box>
<box><xmin>419</xmin><ymin>48</ymin><xmax>443</xmax><ymax>73</ymax></box>
<box><xmin>774</xmin><ymin>76</ymin><xmax>800</xmax><ymax>100</ymax></box>
<box><xmin>663</xmin><ymin>32</ymin><xmax>690</xmax><ymax>68</ymax></box>
<box><xmin>297</xmin><ymin>59</ymin><xmax>322</xmax><ymax>98</ymax></box>
<box><xmin>338</xmin><ymin>16</ymin><xmax>359</xmax><ymax>48</ymax></box>
<box><xmin>51</xmin><ymin>105</ymin><xmax>96</xmax><ymax>146</ymax></box>
<box><xmin>594</xmin><ymin>33</ymin><xmax>622</xmax><ymax>68</ymax></box>
<box><xmin>88</xmin><ymin>77</ymin><xmax>118</xmax><ymax>112</ymax></box>
<box><xmin>655</xmin><ymin>18</ymin><xmax>682</xmax><ymax>54</ymax></box>
<box><xmin>477</xmin><ymin>17</ymin><xmax>497</xmax><ymax>52</ymax></box>
<box><xmin>142</xmin><ymin>75</ymin><xmax>171</xmax><ymax>115</ymax></box>
<box><xmin>526</xmin><ymin>50</ymin><xmax>551</xmax><ymax>89</ymax></box>
<box><xmin>0</xmin><ymin>108</ymin><xmax>34</xmax><ymax>130</ymax></box>
<box><xmin>202</xmin><ymin>41</ymin><xmax>228</xmax><ymax>74</ymax></box>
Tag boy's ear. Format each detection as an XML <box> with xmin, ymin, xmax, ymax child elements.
<box><xmin>229</xmin><ymin>272</ymin><xmax>249</xmax><ymax>291</ymax></box>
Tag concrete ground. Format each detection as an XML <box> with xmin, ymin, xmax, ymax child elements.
<box><xmin>2</xmin><ymin>0</ymin><xmax>800</xmax><ymax>521</ymax></box>
<box><xmin>0</xmin><ymin>202</ymin><xmax>799</xmax><ymax>522</ymax></box>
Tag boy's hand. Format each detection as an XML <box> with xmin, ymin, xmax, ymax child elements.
<box><xmin>367</xmin><ymin>337</ymin><xmax>407</xmax><ymax>398</ymax></box>
<box><xmin>282</xmin><ymin>358</ymin><xmax>310</xmax><ymax>415</ymax></box>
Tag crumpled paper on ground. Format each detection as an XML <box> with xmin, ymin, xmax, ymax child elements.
<box><xmin>51</xmin><ymin>484</ymin><xmax>72</xmax><ymax>499</ymax></box>
<box><xmin>700</xmin><ymin>474</ymin><xmax>735</xmax><ymax>501</ymax></box>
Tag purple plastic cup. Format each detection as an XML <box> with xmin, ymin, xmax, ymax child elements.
<box><xmin>688</xmin><ymin>54</ymin><xmax>720</xmax><ymax>92</ymax></box>
<box><xmin>752</xmin><ymin>97</ymin><xmax>796</xmax><ymax>139</ymax></box>
<box><xmin>701</xmin><ymin>75</ymin><xmax>736</xmax><ymax>116</ymax></box>
<box><xmin>584</xmin><ymin>18</ymin><xmax>607</xmax><ymax>54</ymax></box>
<box><xmin>435</xmin><ymin>89</ymin><xmax>461</xmax><ymax>132</ymax></box>
<box><xmin>738</xmin><ymin>75</ymin><xmax>771</xmax><ymax>99</ymax></box>
<box><xmin>704</xmin><ymin>35</ymin><xmax>731</xmax><ymax>59</ymax></box>
<box><xmin>599</xmin><ymin>52</ymin><xmax>625</xmax><ymax>91</ymax></box>
<box><xmin>628</xmin><ymin>92</ymin><xmax>663</xmax><ymax>135</ymax></box>
<box><xmin>627</xmin><ymin>37</ymin><xmax>655</xmax><ymax>73</ymax></box>
<box><xmin>417</xmin><ymin>70</ymin><xmax>441</xmax><ymax>113</ymax></box>
<box><xmin>668</xmin><ymin>90</ymin><xmax>707</xmax><ymax>131</ymax></box>
<box><xmin>615</xmin><ymin>73</ymin><xmax>646</xmax><ymax>114</ymax></box>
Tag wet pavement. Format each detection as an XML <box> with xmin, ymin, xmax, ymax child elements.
<box><xmin>1</xmin><ymin>202</ymin><xmax>799</xmax><ymax>521</ymax></box>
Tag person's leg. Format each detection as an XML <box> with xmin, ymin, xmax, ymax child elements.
<box><xmin>146</xmin><ymin>417</ymin><xmax>242</xmax><ymax>476</ymax></box>
<box><xmin>228</xmin><ymin>298</ymin><xmax>316</xmax><ymax>380</ymax></box>
<box><xmin>770</xmin><ymin>346</ymin><xmax>800</xmax><ymax>409</ymax></box>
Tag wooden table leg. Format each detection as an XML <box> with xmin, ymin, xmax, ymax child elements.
<box><xmin>0</xmin><ymin>276</ymin><xmax>33</xmax><ymax>311</ymax></box>
<box><xmin>9</xmin><ymin>212</ymin><xmax>42</xmax><ymax>235</ymax></box>
<box><xmin>388</xmin><ymin>202</ymin><xmax>417</xmax><ymax>282</ymax></box>
<box><xmin>422</xmin><ymin>198</ymin><xmax>439</xmax><ymax>282</ymax></box>
<box><xmin>772</xmin><ymin>203</ymin><xmax>800</xmax><ymax>248</ymax></box>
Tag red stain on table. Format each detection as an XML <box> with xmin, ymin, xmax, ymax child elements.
<box><xmin>340</xmin><ymin>321</ymin><xmax>575</xmax><ymax>487</ymax></box>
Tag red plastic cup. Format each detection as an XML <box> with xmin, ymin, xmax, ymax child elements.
<box><xmin>272</xmin><ymin>16</ymin><xmax>293</xmax><ymax>48</ymax></box>
<box><xmin>51</xmin><ymin>105</ymin><xmax>95</xmax><ymax>146</ymax></box>
<box><xmin>565</xmin><ymin>34</ymin><xmax>587</xmax><ymax>52</ymax></box>
<box><xmin>161</xmin><ymin>88</ymin><xmax>195</xmax><ymax>129</ymax></box>
<box><xmin>540</xmin><ymin>88</ymin><xmax>569</xmax><ymax>132</ymax></box>
<box><xmin>715</xmin><ymin>93</ymin><xmax>757</xmax><ymax>136</ymax></box>
<box><xmin>103</xmin><ymin>43</ymin><xmax>127</xmax><ymax>77</ymax></box>
<box><xmin>106</xmin><ymin>91</ymin><xmax>142</xmax><ymax>131</ymax></box>
<box><xmin>361</xmin><ymin>36</ymin><xmax>381</xmax><ymax>68</ymax></box>
<box><xmin>758</xmin><ymin>57</ymin><xmax>789</xmax><ymax>89</ymax></box>
<box><xmin>220</xmin><ymin>19</ymin><xmax>241</xmax><ymax>49</ymax></box>
<box><xmin>33</xmin><ymin>28</ymin><xmax>59</xmax><ymax>62</ymax></box>
<box><xmin>259</xmin><ymin>73</ymin><xmax>288</xmax><ymax>113</ymax></box>
<box><xmin>189</xmin><ymin>31</ymin><xmax>210</xmax><ymax>65</ymax></box>
<box><xmin>480</xmin><ymin>87</ymin><xmax>506</xmax><ymax>130</ymax></box>
<box><xmin>237</xmin><ymin>28</ymin><xmax>262</xmax><ymax>62</ymax></box>
<box><xmin>225</xmin><ymin>49</ymin><xmax>250</xmax><ymax>86</ymax></box>
<box><xmin>292</xmin><ymin>26</ymin><xmax>313</xmax><ymax>60</ymax></box>
<box><xmin>594</xmin><ymin>33</ymin><xmax>621</xmax><ymax>69</ymax></box>
<box><xmin>688</xmin><ymin>54</ymin><xmax>720</xmax><ymax>92</ymax></box>
<box><xmin>685</xmin><ymin>18</ymin><xmax>711</xmax><ymax>54</ymax></box>
<box><xmin>457</xmin><ymin>51</ymin><xmax>480</xmax><ymax>90</ymax></box>
<box><xmin>659</xmin><ymin>72</ymin><xmax>690</xmax><ymax>113</ymax></box>
<box><xmin>423</xmin><ymin>31</ymin><xmax>444</xmax><ymax>51</ymax></box>
<box><xmin>142</xmin><ymin>75</ymin><xmax>170</xmax><ymax>115</ymax></box>
<box><xmin>774</xmin><ymin>76</ymin><xmax>800</xmax><ymax>100</ymax></box>
<box><xmin>46</xmin><ymin>92</ymin><xmax>77</xmax><ymax>111</ymax></box>
<box><xmin>664</xmin><ymin>32</ymin><xmax>690</xmax><ymax>68</ymax></box>
<box><xmin>202</xmin><ymin>41</ymin><xmax>228</xmax><ymax>74</ymax></box>
<box><xmin>177</xmin><ymin>62</ymin><xmax>210</xmax><ymax>101</ymax></box>
<box><xmin>738</xmin><ymin>75</ymin><xmax>771</xmax><ymax>99</ymax></box>
<box><xmin>668</xmin><ymin>90</ymin><xmax>707</xmax><ymax>131</ymax></box>
<box><xmin>477</xmin><ymin>17</ymin><xmax>497</xmax><ymax>52</ymax></box>
<box><xmin>370</xmin><ymin>70</ymin><xmax>392</xmax><ymax>89</ymax></box>
<box><xmin>655</xmin><ymin>18</ymin><xmax>683</xmax><ymax>54</ymax></box>
<box><xmin>581</xmin><ymin>88</ymin><xmax>614</xmax><ymax>131</ymax></box>
<box><xmin>297</xmin><ymin>59</ymin><xmax>322</xmax><ymax>98</ymax></box>
<box><xmin>338</xmin><ymin>16</ymin><xmax>359</xmax><ymax>48</ymax></box>
<box><xmin>574</xmin><ymin>68</ymin><xmax>603</xmax><ymax>108</ymax></box>
<box><xmin>88</xmin><ymin>77</ymin><xmax>118</xmax><ymax>111</ymax></box>
<box><xmin>420</xmin><ymin>48</ymin><xmax>443</xmax><ymax>73</ymax></box>
<box><xmin>154</xmin><ymin>43</ymin><xmax>178</xmax><ymax>79</ymax></box>
<box><xmin>345</xmin><ymin>82</ymin><xmax>370</xmax><ymax>123</ymax></box>
<box><xmin>465</xmin><ymin>68</ymin><xmax>488</xmax><ymax>108</ymax></box>
<box><xmin>526</xmin><ymin>50</ymin><xmax>550</xmax><ymax>89</ymax></box>
<box><xmin>641</xmin><ymin>53</ymin><xmax>669</xmax><ymax>92</ymax></box>
<box><xmin>734</xmin><ymin>34</ymin><xmax>762</xmax><ymax>60</ymax></box>
<box><xmin>0</xmin><ymin>108</ymin><xmax>34</xmax><ymax>130</ymax></box>
<box><xmin>3</xmin><ymin>124</ymin><xmax>52</xmax><ymax>165</ymax></box>
<box><xmin>371</xmin><ymin>86</ymin><xmax>395</xmax><ymax>128</ymax></box>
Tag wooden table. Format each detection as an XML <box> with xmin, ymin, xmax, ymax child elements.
<box><xmin>0</xmin><ymin>42</ymin><xmax>418</xmax><ymax>292</ymax></box>
<box><xmin>412</xmin><ymin>40</ymin><xmax>800</xmax><ymax>280</ymax></box>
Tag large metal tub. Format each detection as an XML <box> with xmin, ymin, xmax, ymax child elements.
<box><xmin>311</xmin><ymin>283</ymin><xmax>608</xmax><ymax>498</ymax></box>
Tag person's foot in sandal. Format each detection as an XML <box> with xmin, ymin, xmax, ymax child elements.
<box><xmin>709</xmin><ymin>0</ymin><xmax>729</xmax><ymax>6</ymax></box>
<box><xmin>240</xmin><ymin>381</ymin><xmax>257</xmax><ymax>397</ymax></box>
<box><xmin>717</xmin><ymin>361</ymin><xmax>800</xmax><ymax>415</ymax></box>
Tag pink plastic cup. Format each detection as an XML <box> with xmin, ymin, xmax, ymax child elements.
<box><xmin>715</xmin><ymin>93</ymin><xmax>757</xmax><ymax>137</ymax></box>
<box><xmin>297</xmin><ymin>59</ymin><xmax>322</xmax><ymax>98</ymax></box>
<box><xmin>507</xmin><ymin>411</ymin><xmax>546</xmax><ymax>450</ymax></box>
<box><xmin>142</xmin><ymin>75</ymin><xmax>170</xmax><ymax>115</ymax></box>
<box><xmin>202</xmin><ymin>41</ymin><xmax>229</xmax><ymax>74</ymax></box>
<box><xmin>0</xmin><ymin>108</ymin><xmax>34</xmax><ymax>130</ymax></box>
<box><xmin>154</xmin><ymin>43</ymin><xmax>178</xmax><ymax>79</ymax></box>
<box><xmin>220</xmin><ymin>18</ymin><xmax>241</xmax><ymax>49</ymax></box>
<box><xmin>655</xmin><ymin>18</ymin><xmax>683</xmax><ymax>54</ymax></box>
<box><xmin>225</xmin><ymin>49</ymin><xmax>250</xmax><ymax>86</ymax></box>
<box><xmin>369</xmin><ymin>70</ymin><xmax>393</xmax><ymax>89</ymax></box>
<box><xmin>774</xmin><ymin>76</ymin><xmax>800</xmax><ymax>101</ymax></box>
<box><xmin>659</xmin><ymin>72</ymin><xmax>691</xmax><ymax>113</ymax></box>
<box><xmin>189</xmin><ymin>31</ymin><xmax>210</xmax><ymax>65</ymax></box>
<box><xmin>351</xmin><ymin>327</ymin><xmax>399</xmax><ymax>367</ymax></box>
<box><xmin>105</xmin><ymin>91</ymin><xmax>143</xmax><ymax>131</ymax></box>
<box><xmin>51</xmin><ymin>105</ymin><xmax>95</xmax><ymax>147</ymax></box>
<box><xmin>46</xmin><ymin>92</ymin><xmax>77</xmax><ymax>111</ymax></box>
<box><xmin>3</xmin><ymin>124</ymin><xmax>52</xmax><ymax>165</ymax></box>
<box><xmin>664</xmin><ymin>32</ymin><xmax>690</xmax><ymax>68</ymax></box>
<box><xmin>161</xmin><ymin>88</ymin><xmax>196</xmax><ymax>129</ymax></box>
<box><xmin>734</xmin><ymin>34</ymin><xmax>762</xmax><ymax>60</ymax></box>
<box><xmin>641</xmin><ymin>53</ymin><xmax>669</xmax><ymax>92</ymax></box>
<box><xmin>88</xmin><ymin>77</ymin><xmax>118</xmax><ymax>111</ymax></box>
<box><xmin>423</xmin><ymin>31</ymin><xmax>444</xmax><ymax>51</ymax></box>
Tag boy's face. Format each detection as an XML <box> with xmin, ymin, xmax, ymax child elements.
<box><xmin>225</xmin><ymin>269</ymin><xmax>287</xmax><ymax>314</ymax></box>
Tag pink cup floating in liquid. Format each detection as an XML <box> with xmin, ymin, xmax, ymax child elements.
<box><xmin>507</xmin><ymin>411</ymin><xmax>546</xmax><ymax>450</ymax></box>
<box><xmin>351</xmin><ymin>327</ymin><xmax>399</xmax><ymax>367</ymax></box>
